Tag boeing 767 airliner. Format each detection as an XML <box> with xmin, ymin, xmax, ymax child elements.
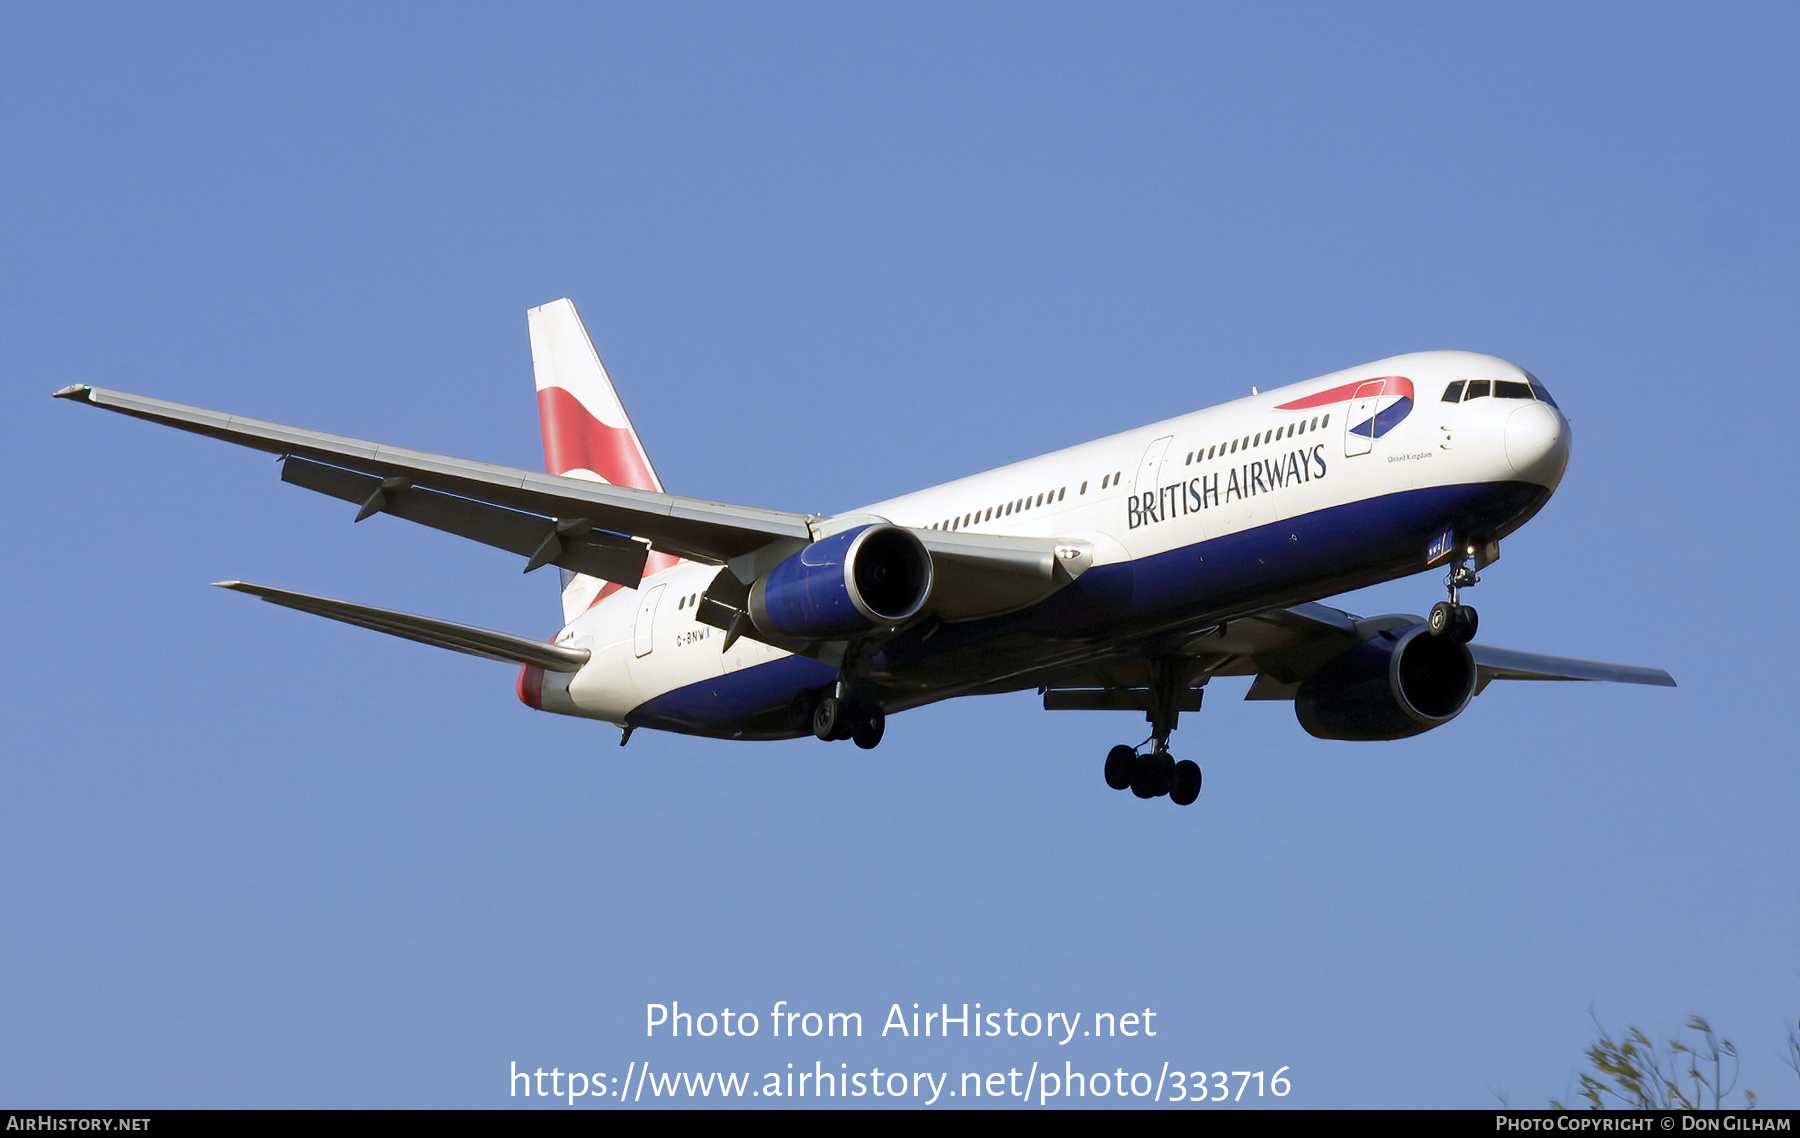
<box><xmin>56</xmin><ymin>299</ymin><xmax>1672</xmax><ymax>805</ymax></box>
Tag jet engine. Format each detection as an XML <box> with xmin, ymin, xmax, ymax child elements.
<box><xmin>1294</xmin><ymin>623</ymin><xmax>1476</xmax><ymax>741</ymax></box>
<box><xmin>748</xmin><ymin>524</ymin><xmax>934</xmax><ymax>641</ymax></box>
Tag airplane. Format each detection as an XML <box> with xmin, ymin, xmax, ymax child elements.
<box><xmin>55</xmin><ymin>299</ymin><xmax>1673</xmax><ymax>806</ymax></box>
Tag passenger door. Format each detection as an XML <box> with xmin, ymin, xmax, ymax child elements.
<box><xmin>1344</xmin><ymin>381</ymin><xmax>1384</xmax><ymax>457</ymax></box>
<box><xmin>633</xmin><ymin>583</ymin><xmax>666</xmax><ymax>658</ymax></box>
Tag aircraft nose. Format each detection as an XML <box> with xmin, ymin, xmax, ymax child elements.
<box><xmin>1504</xmin><ymin>401</ymin><xmax>1570</xmax><ymax>483</ymax></box>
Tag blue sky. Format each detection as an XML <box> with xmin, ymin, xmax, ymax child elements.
<box><xmin>3</xmin><ymin>2</ymin><xmax>1796</xmax><ymax>1109</ymax></box>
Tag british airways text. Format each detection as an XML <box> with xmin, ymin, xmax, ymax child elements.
<box><xmin>1128</xmin><ymin>444</ymin><xmax>1328</xmax><ymax>530</ymax></box>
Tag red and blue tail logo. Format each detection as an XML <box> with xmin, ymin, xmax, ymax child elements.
<box><xmin>1276</xmin><ymin>376</ymin><xmax>1414</xmax><ymax>439</ymax></box>
<box><xmin>529</xmin><ymin>298</ymin><xmax>680</xmax><ymax>622</ymax></box>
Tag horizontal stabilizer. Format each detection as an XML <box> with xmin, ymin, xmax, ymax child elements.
<box><xmin>214</xmin><ymin>581</ymin><xmax>589</xmax><ymax>672</ymax></box>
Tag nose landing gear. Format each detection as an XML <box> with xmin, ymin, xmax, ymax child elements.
<box><xmin>1428</xmin><ymin>544</ymin><xmax>1486</xmax><ymax>643</ymax></box>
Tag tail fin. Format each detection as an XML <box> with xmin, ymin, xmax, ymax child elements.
<box><xmin>529</xmin><ymin>298</ymin><xmax>664</xmax><ymax>491</ymax></box>
<box><xmin>528</xmin><ymin>299</ymin><xmax>677</xmax><ymax>622</ymax></box>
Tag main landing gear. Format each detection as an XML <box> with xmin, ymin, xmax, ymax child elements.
<box><xmin>812</xmin><ymin>689</ymin><xmax>885</xmax><ymax>750</ymax></box>
<box><xmin>1428</xmin><ymin>546</ymin><xmax>1483</xmax><ymax>643</ymax></box>
<box><xmin>1105</xmin><ymin>744</ymin><xmax>1202</xmax><ymax>806</ymax></box>
<box><xmin>1102</xmin><ymin>661</ymin><xmax>1203</xmax><ymax>807</ymax></box>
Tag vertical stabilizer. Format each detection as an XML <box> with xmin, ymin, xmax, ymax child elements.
<box><xmin>528</xmin><ymin>299</ymin><xmax>676</xmax><ymax>621</ymax></box>
<box><xmin>529</xmin><ymin>298</ymin><xmax>664</xmax><ymax>491</ymax></box>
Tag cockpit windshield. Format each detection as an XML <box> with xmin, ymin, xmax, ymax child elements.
<box><xmin>1523</xmin><ymin>370</ymin><xmax>1558</xmax><ymax>408</ymax></box>
<box><xmin>1441</xmin><ymin>373</ymin><xmax>1558</xmax><ymax>408</ymax></box>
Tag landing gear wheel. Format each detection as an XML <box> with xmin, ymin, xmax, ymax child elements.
<box><xmin>1429</xmin><ymin>600</ymin><xmax>1454</xmax><ymax>636</ymax></box>
<box><xmin>1431</xmin><ymin>600</ymin><xmax>1478</xmax><ymax>642</ymax></box>
<box><xmin>1170</xmin><ymin>760</ymin><xmax>1202</xmax><ymax>806</ymax></box>
<box><xmin>852</xmin><ymin>705</ymin><xmax>885</xmax><ymax>750</ymax></box>
<box><xmin>1452</xmin><ymin>604</ymin><xmax>1478</xmax><ymax>643</ymax></box>
<box><xmin>1131</xmin><ymin>751</ymin><xmax>1175</xmax><ymax>799</ymax></box>
<box><xmin>812</xmin><ymin>696</ymin><xmax>844</xmax><ymax>742</ymax></box>
<box><xmin>1104</xmin><ymin>745</ymin><xmax>1135</xmax><ymax>791</ymax></box>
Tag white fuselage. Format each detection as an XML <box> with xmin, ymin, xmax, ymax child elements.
<box><xmin>535</xmin><ymin>351</ymin><xmax>1569</xmax><ymax>736</ymax></box>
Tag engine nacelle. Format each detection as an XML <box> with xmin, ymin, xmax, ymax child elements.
<box><xmin>748</xmin><ymin>524</ymin><xmax>934</xmax><ymax>640</ymax></box>
<box><xmin>1295</xmin><ymin>623</ymin><xmax>1476</xmax><ymax>741</ymax></box>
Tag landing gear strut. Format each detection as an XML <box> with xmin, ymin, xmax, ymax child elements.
<box><xmin>1428</xmin><ymin>547</ymin><xmax>1482</xmax><ymax>643</ymax></box>
<box><xmin>1102</xmin><ymin>660</ymin><xmax>1203</xmax><ymax>806</ymax></box>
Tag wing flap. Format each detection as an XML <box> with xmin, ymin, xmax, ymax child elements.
<box><xmin>215</xmin><ymin>581</ymin><xmax>589</xmax><ymax>671</ymax></box>
<box><xmin>279</xmin><ymin>456</ymin><xmax>650</xmax><ymax>586</ymax></box>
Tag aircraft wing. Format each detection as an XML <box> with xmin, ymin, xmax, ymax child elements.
<box><xmin>1464</xmin><ymin>644</ymin><xmax>1676</xmax><ymax>693</ymax></box>
<box><xmin>55</xmin><ymin>386</ymin><xmax>1082</xmax><ymax>616</ymax></box>
<box><xmin>56</xmin><ymin>384</ymin><xmax>818</xmax><ymax>587</ymax></box>
<box><xmin>1041</xmin><ymin>600</ymin><xmax>1673</xmax><ymax>708</ymax></box>
<box><xmin>1217</xmin><ymin>603</ymin><xmax>1677</xmax><ymax>697</ymax></box>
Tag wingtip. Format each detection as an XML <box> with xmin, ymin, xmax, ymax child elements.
<box><xmin>212</xmin><ymin>580</ymin><xmax>251</xmax><ymax>591</ymax></box>
<box><xmin>52</xmin><ymin>384</ymin><xmax>93</xmax><ymax>401</ymax></box>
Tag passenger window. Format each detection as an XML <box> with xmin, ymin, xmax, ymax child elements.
<box><xmin>1442</xmin><ymin>381</ymin><xmax>1465</xmax><ymax>402</ymax></box>
<box><xmin>1464</xmin><ymin>380</ymin><xmax>1490</xmax><ymax>400</ymax></box>
<box><xmin>1322</xmin><ymin>414</ymin><xmax>1329</xmax><ymax>428</ymax></box>
<box><xmin>1079</xmin><ymin>481</ymin><xmax>1087</xmax><ymax>495</ymax></box>
<box><xmin>1495</xmin><ymin>380</ymin><xmax>1531</xmax><ymax>399</ymax></box>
